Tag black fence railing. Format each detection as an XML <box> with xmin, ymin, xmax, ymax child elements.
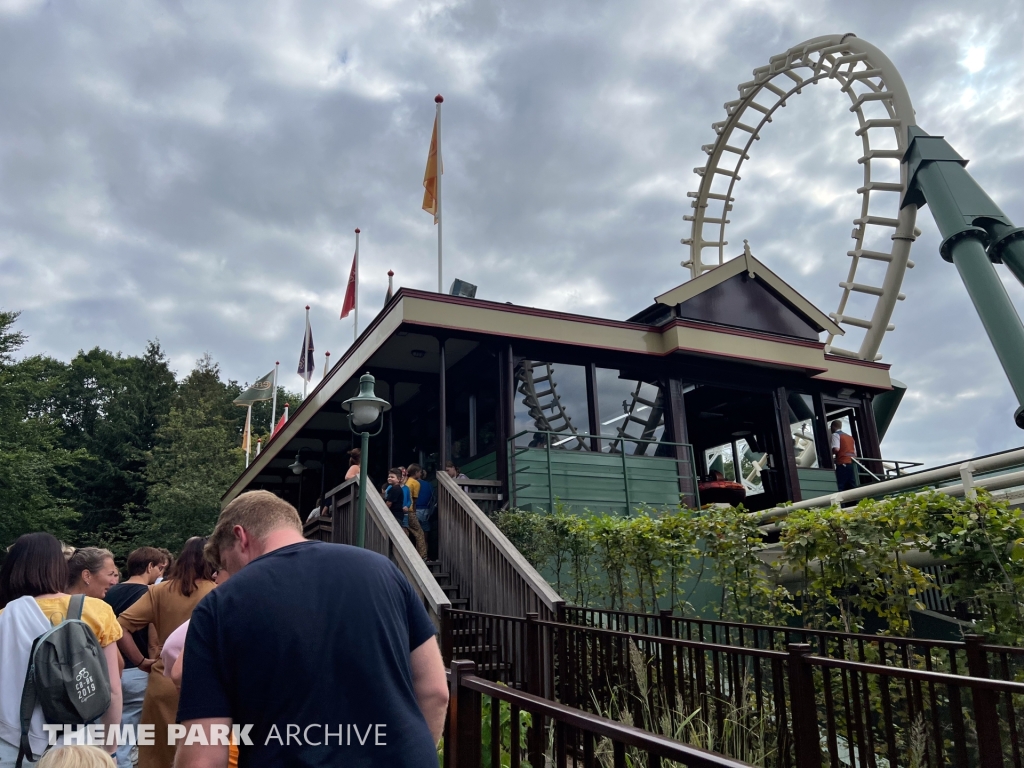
<box><xmin>445</xmin><ymin>608</ymin><xmax>1024</xmax><ymax>768</ymax></box>
<box><xmin>444</xmin><ymin>659</ymin><xmax>760</xmax><ymax>768</ymax></box>
<box><xmin>562</xmin><ymin>606</ymin><xmax>1024</xmax><ymax>680</ymax></box>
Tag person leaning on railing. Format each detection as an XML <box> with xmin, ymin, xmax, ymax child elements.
<box><xmin>444</xmin><ymin>461</ymin><xmax>468</xmax><ymax>481</ymax></box>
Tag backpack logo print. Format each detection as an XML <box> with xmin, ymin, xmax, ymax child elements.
<box><xmin>75</xmin><ymin>663</ymin><xmax>97</xmax><ymax>704</ymax></box>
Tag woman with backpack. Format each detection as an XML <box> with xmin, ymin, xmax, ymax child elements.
<box><xmin>0</xmin><ymin>533</ymin><xmax>123</xmax><ymax>766</ymax></box>
<box><xmin>116</xmin><ymin>537</ymin><xmax>214</xmax><ymax>768</ymax></box>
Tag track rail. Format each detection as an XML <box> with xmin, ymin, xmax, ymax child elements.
<box><xmin>685</xmin><ymin>33</ymin><xmax>920</xmax><ymax>361</ymax></box>
<box><xmin>515</xmin><ymin>361</ymin><xmax>588</xmax><ymax>450</ymax></box>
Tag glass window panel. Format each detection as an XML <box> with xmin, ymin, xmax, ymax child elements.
<box><xmin>596</xmin><ymin>368</ymin><xmax>665</xmax><ymax>454</ymax></box>
<box><xmin>704</xmin><ymin>444</ymin><xmax>736</xmax><ymax>481</ymax></box>
<box><xmin>788</xmin><ymin>392</ymin><xmax>820</xmax><ymax>468</ymax></box>
<box><xmin>513</xmin><ymin>360</ymin><xmax>589</xmax><ymax>450</ymax></box>
<box><xmin>735</xmin><ymin>437</ymin><xmax>765</xmax><ymax>496</ymax></box>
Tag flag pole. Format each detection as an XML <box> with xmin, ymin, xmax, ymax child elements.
<box><xmin>271</xmin><ymin>361</ymin><xmax>279</xmax><ymax>431</ymax></box>
<box><xmin>435</xmin><ymin>94</ymin><xmax>443</xmax><ymax>293</ymax></box>
<box><xmin>388</xmin><ymin>270</ymin><xmax>394</xmax><ymax>302</ymax></box>
<box><xmin>354</xmin><ymin>228</ymin><xmax>360</xmax><ymax>343</ymax></box>
<box><xmin>324</xmin><ymin>351</ymin><xmax>330</xmax><ymax>380</ymax></box>
<box><xmin>303</xmin><ymin>305</ymin><xmax>310</xmax><ymax>399</ymax></box>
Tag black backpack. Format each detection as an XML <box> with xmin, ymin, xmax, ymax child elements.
<box><xmin>17</xmin><ymin>594</ymin><xmax>111</xmax><ymax>767</ymax></box>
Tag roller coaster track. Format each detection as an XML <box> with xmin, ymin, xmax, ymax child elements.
<box><xmin>517</xmin><ymin>361</ymin><xmax>666</xmax><ymax>455</ymax></box>
<box><xmin>515</xmin><ymin>361</ymin><xmax>589</xmax><ymax>451</ymax></box>
<box><xmin>517</xmin><ymin>35</ymin><xmax>920</xmax><ymax>461</ymax></box>
<box><xmin>685</xmin><ymin>33</ymin><xmax>919</xmax><ymax>362</ymax></box>
<box><xmin>606</xmin><ymin>382</ymin><xmax>665</xmax><ymax>456</ymax></box>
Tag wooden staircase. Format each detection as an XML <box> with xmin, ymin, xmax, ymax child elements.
<box><xmin>425</xmin><ymin>560</ymin><xmax>467</xmax><ymax>610</ymax></box>
<box><xmin>426</xmin><ymin>559</ymin><xmax>513</xmax><ymax>681</ymax></box>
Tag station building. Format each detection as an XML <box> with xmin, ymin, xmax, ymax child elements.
<box><xmin>222</xmin><ymin>249</ymin><xmax>899</xmax><ymax>516</ymax></box>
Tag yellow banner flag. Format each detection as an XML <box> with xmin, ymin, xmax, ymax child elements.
<box><xmin>422</xmin><ymin>113</ymin><xmax>441</xmax><ymax>223</ymax></box>
<box><xmin>242</xmin><ymin>405</ymin><xmax>251</xmax><ymax>455</ymax></box>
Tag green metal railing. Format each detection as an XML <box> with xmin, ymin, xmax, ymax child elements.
<box><xmin>508</xmin><ymin>430</ymin><xmax>700</xmax><ymax>513</ymax></box>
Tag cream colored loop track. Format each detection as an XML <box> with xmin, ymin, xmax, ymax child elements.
<box><xmin>684</xmin><ymin>34</ymin><xmax>919</xmax><ymax>362</ymax></box>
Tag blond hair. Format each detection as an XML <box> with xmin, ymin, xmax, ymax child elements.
<box><xmin>38</xmin><ymin>746</ymin><xmax>114</xmax><ymax>768</ymax></box>
<box><xmin>207</xmin><ymin>490</ymin><xmax>302</xmax><ymax>564</ymax></box>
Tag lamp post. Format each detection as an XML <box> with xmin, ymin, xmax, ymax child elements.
<box><xmin>288</xmin><ymin>452</ymin><xmax>306</xmax><ymax>511</ymax></box>
<box><xmin>342</xmin><ymin>372</ymin><xmax>391</xmax><ymax>548</ymax></box>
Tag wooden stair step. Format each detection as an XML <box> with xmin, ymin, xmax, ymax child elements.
<box><xmin>452</xmin><ymin>645</ymin><xmax>499</xmax><ymax>655</ymax></box>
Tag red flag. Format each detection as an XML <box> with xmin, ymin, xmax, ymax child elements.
<box><xmin>271</xmin><ymin>406</ymin><xmax>289</xmax><ymax>437</ymax></box>
<box><xmin>340</xmin><ymin>251</ymin><xmax>357</xmax><ymax>319</ymax></box>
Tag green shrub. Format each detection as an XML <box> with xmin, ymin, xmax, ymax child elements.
<box><xmin>494</xmin><ymin>490</ymin><xmax>1024</xmax><ymax>643</ymax></box>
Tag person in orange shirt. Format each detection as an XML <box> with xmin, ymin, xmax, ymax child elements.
<box><xmin>830</xmin><ymin>420</ymin><xmax>857</xmax><ymax>491</ymax></box>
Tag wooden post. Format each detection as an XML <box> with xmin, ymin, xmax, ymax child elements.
<box><xmin>774</xmin><ymin>387</ymin><xmax>802</xmax><ymax>503</ymax></box>
<box><xmin>585</xmin><ymin>363</ymin><xmax>601</xmax><ymax>452</ymax></box>
<box><xmin>439</xmin><ymin>336</ymin><xmax>448</xmax><ymax>471</ymax></box>
<box><xmin>965</xmin><ymin>634</ymin><xmax>1002</xmax><ymax>768</ymax></box>
<box><xmin>664</xmin><ymin>378</ymin><xmax>697</xmax><ymax>507</ymax></box>
<box><xmin>787</xmin><ymin>643</ymin><xmax>821</xmax><ymax>768</ymax></box>
<box><xmin>858</xmin><ymin>395</ymin><xmax>884</xmax><ymax>482</ymax></box>
<box><xmin>526</xmin><ymin>612</ymin><xmax>544</xmax><ymax>766</ymax></box>
<box><xmin>440</xmin><ymin>604</ymin><xmax>453</xmax><ymax>665</ymax></box>
<box><xmin>814</xmin><ymin>393</ymin><xmax>833</xmax><ymax>469</ymax></box>
<box><xmin>659</xmin><ymin>609</ymin><xmax>677</xmax><ymax>733</ymax></box>
<box><xmin>448</xmin><ymin>660</ymin><xmax>481</xmax><ymax>768</ymax></box>
<box><xmin>496</xmin><ymin>344</ymin><xmax>514</xmax><ymax>502</ymax></box>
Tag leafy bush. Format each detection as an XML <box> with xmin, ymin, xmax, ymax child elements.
<box><xmin>495</xmin><ymin>490</ymin><xmax>1024</xmax><ymax>642</ymax></box>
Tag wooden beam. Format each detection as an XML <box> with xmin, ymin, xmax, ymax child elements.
<box><xmin>585</xmin><ymin>363</ymin><xmax>601</xmax><ymax>452</ymax></box>
<box><xmin>496</xmin><ymin>343</ymin><xmax>514</xmax><ymax>499</ymax></box>
<box><xmin>439</xmin><ymin>336</ymin><xmax>448</xmax><ymax>470</ymax></box>
<box><xmin>664</xmin><ymin>378</ymin><xmax>698</xmax><ymax>507</ymax></box>
<box><xmin>774</xmin><ymin>387</ymin><xmax>802</xmax><ymax>502</ymax></box>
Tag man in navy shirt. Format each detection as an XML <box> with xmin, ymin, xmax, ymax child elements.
<box><xmin>175</xmin><ymin>490</ymin><xmax>448</xmax><ymax>768</ymax></box>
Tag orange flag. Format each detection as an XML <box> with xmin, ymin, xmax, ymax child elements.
<box><xmin>422</xmin><ymin>113</ymin><xmax>441</xmax><ymax>223</ymax></box>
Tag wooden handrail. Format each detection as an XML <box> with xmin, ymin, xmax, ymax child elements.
<box><xmin>364</xmin><ymin>484</ymin><xmax>451</xmax><ymax>625</ymax></box>
<box><xmin>325</xmin><ymin>476</ymin><xmax>451</xmax><ymax>627</ymax></box>
<box><xmin>437</xmin><ymin>472</ymin><xmax>563</xmax><ymax>617</ymax></box>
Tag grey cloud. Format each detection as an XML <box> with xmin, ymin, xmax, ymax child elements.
<box><xmin>1</xmin><ymin>0</ymin><xmax>1023</xmax><ymax>465</ymax></box>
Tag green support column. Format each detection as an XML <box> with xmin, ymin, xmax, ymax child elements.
<box><xmin>949</xmin><ymin>236</ymin><xmax>1024</xmax><ymax>426</ymax></box>
<box><xmin>987</xmin><ymin>219</ymin><xmax>1024</xmax><ymax>290</ymax></box>
<box><xmin>355</xmin><ymin>430</ymin><xmax>370</xmax><ymax>548</ymax></box>
<box><xmin>902</xmin><ymin>127</ymin><xmax>1024</xmax><ymax>428</ymax></box>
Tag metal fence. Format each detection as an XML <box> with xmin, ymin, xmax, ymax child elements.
<box><xmin>445</xmin><ymin>608</ymin><xmax>1024</xmax><ymax>768</ymax></box>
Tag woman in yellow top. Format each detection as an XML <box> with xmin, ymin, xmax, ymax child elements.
<box><xmin>66</xmin><ymin>548</ymin><xmax>120</xmax><ymax>600</ymax></box>
<box><xmin>403</xmin><ymin>463</ymin><xmax>428</xmax><ymax>558</ymax></box>
<box><xmin>117</xmin><ymin>537</ymin><xmax>214</xmax><ymax>768</ymax></box>
<box><xmin>0</xmin><ymin>533</ymin><xmax>123</xmax><ymax>766</ymax></box>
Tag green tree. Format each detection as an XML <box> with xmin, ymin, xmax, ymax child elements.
<box><xmin>0</xmin><ymin>311</ymin><xmax>81</xmax><ymax>547</ymax></box>
<box><xmin>133</xmin><ymin>355</ymin><xmax>245</xmax><ymax>551</ymax></box>
<box><xmin>54</xmin><ymin>343</ymin><xmax>175</xmax><ymax>538</ymax></box>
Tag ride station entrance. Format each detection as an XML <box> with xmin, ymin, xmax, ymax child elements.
<box><xmin>222</xmin><ymin>247</ymin><xmax>893</xmax><ymax>516</ymax></box>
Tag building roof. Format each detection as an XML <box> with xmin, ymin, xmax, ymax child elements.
<box><xmin>638</xmin><ymin>243</ymin><xmax>845</xmax><ymax>338</ymax></box>
<box><xmin>221</xmin><ymin>287</ymin><xmax>889</xmax><ymax>505</ymax></box>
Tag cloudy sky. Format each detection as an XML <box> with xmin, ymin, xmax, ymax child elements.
<box><xmin>1</xmin><ymin>0</ymin><xmax>1022</xmax><ymax>467</ymax></box>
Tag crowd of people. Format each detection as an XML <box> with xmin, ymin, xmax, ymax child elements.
<box><xmin>307</xmin><ymin>455</ymin><xmax>469</xmax><ymax>563</ymax></box>
<box><xmin>0</xmin><ymin>486</ymin><xmax>450</xmax><ymax>768</ymax></box>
